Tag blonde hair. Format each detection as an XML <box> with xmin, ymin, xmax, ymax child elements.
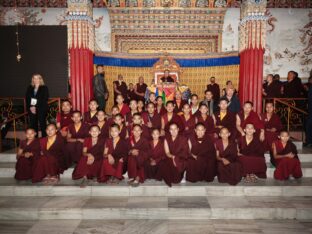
<box><xmin>31</xmin><ymin>74</ymin><xmax>45</xmax><ymax>86</ymax></box>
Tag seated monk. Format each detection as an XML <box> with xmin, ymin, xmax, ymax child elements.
<box><xmin>238</xmin><ymin>123</ymin><xmax>267</xmax><ymax>182</ymax></box>
<box><xmin>156</xmin><ymin>123</ymin><xmax>190</xmax><ymax>187</ymax></box>
<box><xmin>72</xmin><ymin>125</ymin><xmax>105</xmax><ymax>187</ymax></box>
<box><xmin>156</xmin><ymin>96</ymin><xmax>167</xmax><ymax>116</ymax></box>
<box><xmin>215</xmin><ymin>128</ymin><xmax>243</xmax><ymax>185</ymax></box>
<box><xmin>180</xmin><ymin>103</ymin><xmax>196</xmax><ymax>139</ymax></box>
<box><xmin>271</xmin><ymin>131</ymin><xmax>302</xmax><ymax>180</ymax></box>
<box><xmin>113</xmin><ymin>114</ymin><xmax>128</xmax><ymax>139</ymax></box>
<box><xmin>196</xmin><ymin>103</ymin><xmax>217</xmax><ymax>142</ymax></box>
<box><xmin>56</xmin><ymin>100</ymin><xmax>73</xmax><ymax>138</ymax></box>
<box><xmin>127</xmin><ymin>124</ymin><xmax>150</xmax><ymax>187</ymax></box>
<box><xmin>161</xmin><ymin>101</ymin><xmax>184</xmax><ymax>136</ymax></box>
<box><xmin>144</xmin><ymin>128</ymin><xmax>166</xmax><ymax>179</ymax></box>
<box><xmin>125</xmin><ymin>99</ymin><xmax>138</xmax><ymax>126</ymax></box>
<box><xmin>83</xmin><ymin>99</ymin><xmax>99</xmax><ymax>125</ymax></box>
<box><xmin>96</xmin><ymin>110</ymin><xmax>110</xmax><ymax>140</ymax></box>
<box><xmin>116</xmin><ymin>94</ymin><xmax>130</xmax><ymax>117</ymax></box>
<box><xmin>32</xmin><ymin>124</ymin><xmax>65</xmax><ymax>184</ymax></box>
<box><xmin>236</xmin><ymin>101</ymin><xmax>265</xmax><ymax>141</ymax></box>
<box><xmin>173</xmin><ymin>91</ymin><xmax>187</xmax><ymax>114</ymax></box>
<box><xmin>186</xmin><ymin>123</ymin><xmax>216</xmax><ymax>183</ymax></box>
<box><xmin>15</xmin><ymin>128</ymin><xmax>40</xmax><ymax>181</ymax></box>
<box><xmin>127</xmin><ymin>113</ymin><xmax>151</xmax><ymax>140</ymax></box>
<box><xmin>142</xmin><ymin>102</ymin><xmax>162</xmax><ymax>136</ymax></box>
<box><xmin>160</xmin><ymin>69</ymin><xmax>175</xmax><ymax>83</ymax></box>
<box><xmin>98</xmin><ymin>124</ymin><xmax>129</xmax><ymax>183</ymax></box>
<box><xmin>260</xmin><ymin>102</ymin><xmax>283</xmax><ymax>151</ymax></box>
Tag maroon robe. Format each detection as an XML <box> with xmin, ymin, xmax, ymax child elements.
<box><xmin>215</xmin><ymin>140</ymin><xmax>243</xmax><ymax>185</ymax></box>
<box><xmin>144</xmin><ymin>140</ymin><xmax>166</xmax><ymax>179</ymax></box>
<box><xmin>83</xmin><ymin>111</ymin><xmax>98</xmax><ymax>125</ymax></box>
<box><xmin>173</xmin><ymin>99</ymin><xmax>187</xmax><ymax>114</ymax></box>
<box><xmin>125</xmin><ymin>111</ymin><xmax>137</xmax><ymax>126</ymax></box>
<box><xmin>142</xmin><ymin>112</ymin><xmax>162</xmax><ymax>135</ymax></box>
<box><xmin>118</xmin><ymin>104</ymin><xmax>130</xmax><ymax>117</ymax></box>
<box><xmin>72</xmin><ymin>137</ymin><xmax>105</xmax><ymax>180</ymax></box>
<box><xmin>127</xmin><ymin>137</ymin><xmax>150</xmax><ymax>182</ymax></box>
<box><xmin>238</xmin><ymin>136</ymin><xmax>267</xmax><ymax>178</ymax></box>
<box><xmin>32</xmin><ymin>135</ymin><xmax>65</xmax><ymax>183</ymax></box>
<box><xmin>207</xmin><ymin>83</ymin><xmax>220</xmax><ymax>101</ymax></box>
<box><xmin>15</xmin><ymin>139</ymin><xmax>40</xmax><ymax>180</ymax></box>
<box><xmin>98</xmin><ymin>120</ymin><xmax>110</xmax><ymax>140</ymax></box>
<box><xmin>214</xmin><ymin>111</ymin><xmax>237</xmax><ymax>139</ymax></box>
<box><xmin>186</xmin><ymin>135</ymin><xmax>216</xmax><ymax>182</ymax></box>
<box><xmin>135</xmin><ymin>83</ymin><xmax>147</xmax><ymax>102</ymax></box>
<box><xmin>272</xmin><ymin>140</ymin><xmax>302</xmax><ymax>180</ymax></box>
<box><xmin>156</xmin><ymin>135</ymin><xmax>189</xmax><ymax>186</ymax></box>
<box><xmin>180</xmin><ymin>115</ymin><xmax>196</xmax><ymax>139</ymax></box>
<box><xmin>126</xmin><ymin>89</ymin><xmax>136</xmax><ymax>104</ymax></box>
<box><xmin>56</xmin><ymin>112</ymin><xmax>73</xmax><ymax>130</ymax></box>
<box><xmin>237</xmin><ymin>111</ymin><xmax>264</xmax><ymax>137</ymax></box>
<box><xmin>196</xmin><ymin>114</ymin><xmax>217</xmax><ymax>141</ymax></box>
<box><xmin>156</xmin><ymin>106</ymin><xmax>167</xmax><ymax>116</ymax></box>
<box><xmin>263</xmin><ymin>81</ymin><xmax>281</xmax><ymax>98</ymax></box>
<box><xmin>119</xmin><ymin>125</ymin><xmax>128</xmax><ymax>139</ymax></box>
<box><xmin>162</xmin><ymin>113</ymin><xmax>185</xmax><ymax>135</ymax></box>
<box><xmin>65</xmin><ymin>123</ymin><xmax>90</xmax><ymax>167</ymax></box>
<box><xmin>113</xmin><ymin>81</ymin><xmax>128</xmax><ymax>101</ymax></box>
<box><xmin>260</xmin><ymin>113</ymin><xmax>283</xmax><ymax>151</ymax></box>
<box><xmin>98</xmin><ymin>138</ymin><xmax>129</xmax><ymax>182</ymax></box>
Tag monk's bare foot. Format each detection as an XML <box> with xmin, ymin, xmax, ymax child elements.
<box><xmin>127</xmin><ymin>178</ymin><xmax>135</xmax><ymax>185</ymax></box>
<box><xmin>131</xmin><ymin>180</ymin><xmax>140</xmax><ymax>187</ymax></box>
<box><xmin>250</xmin><ymin>174</ymin><xmax>258</xmax><ymax>183</ymax></box>
<box><xmin>244</xmin><ymin>175</ymin><xmax>251</xmax><ymax>183</ymax></box>
<box><xmin>80</xmin><ymin>178</ymin><xmax>88</xmax><ymax>188</ymax></box>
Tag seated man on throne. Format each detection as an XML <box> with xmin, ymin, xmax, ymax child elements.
<box><xmin>160</xmin><ymin>69</ymin><xmax>175</xmax><ymax>83</ymax></box>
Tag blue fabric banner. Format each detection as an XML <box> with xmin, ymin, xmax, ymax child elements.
<box><xmin>94</xmin><ymin>56</ymin><xmax>240</xmax><ymax>67</ymax></box>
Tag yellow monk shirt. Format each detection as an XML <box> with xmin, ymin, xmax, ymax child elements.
<box><xmin>220</xmin><ymin>112</ymin><xmax>227</xmax><ymax>121</ymax></box>
<box><xmin>46</xmin><ymin>135</ymin><xmax>56</xmax><ymax>150</ymax></box>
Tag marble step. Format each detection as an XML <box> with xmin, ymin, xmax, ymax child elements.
<box><xmin>0</xmin><ymin>195</ymin><xmax>311</xmax><ymax>220</ymax></box>
<box><xmin>0</xmin><ymin>178</ymin><xmax>312</xmax><ymax>197</ymax></box>
<box><xmin>1</xmin><ymin>162</ymin><xmax>312</xmax><ymax>178</ymax></box>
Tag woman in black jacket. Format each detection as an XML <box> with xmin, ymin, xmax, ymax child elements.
<box><xmin>25</xmin><ymin>74</ymin><xmax>49</xmax><ymax>137</ymax></box>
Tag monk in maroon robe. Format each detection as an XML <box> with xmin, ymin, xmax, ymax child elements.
<box><xmin>156</xmin><ymin>96</ymin><xmax>167</xmax><ymax>116</ymax></box>
<box><xmin>116</xmin><ymin>94</ymin><xmax>130</xmax><ymax>117</ymax></box>
<box><xmin>83</xmin><ymin>99</ymin><xmax>99</xmax><ymax>125</ymax></box>
<box><xmin>142</xmin><ymin>103</ymin><xmax>162</xmax><ymax>136</ymax></box>
<box><xmin>56</xmin><ymin>100</ymin><xmax>73</xmax><ymax>138</ymax></box>
<box><xmin>127</xmin><ymin>125</ymin><xmax>150</xmax><ymax>186</ymax></box>
<box><xmin>65</xmin><ymin>111</ymin><xmax>90</xmax><ymax>168</ymax></box>
<box><xmin>272</xmin><ymin>131</ymin><xmax>302</xmax><ymax>180</ymax></box>
<box><xmin>144</xmin><ymin>128</ymin><xmax>166</xmax><ymax>179</ymax></box>
<box><xmin>186</xmin><ymin>123</ymin><xmax>216</xmax><ymax>182</ymax></box>
<box><xmin>236</xmin><ymin>101</ymin><xmax>265</xmax><ymax>141</ymax></box>
<box><xmin>126</xmin><ymin>83</ymin><xmax>137</xmax><ymax>104</ymax></box>
<box><xmin>196</xmin><ymin>103</ymin><xmax>217</xmax><ymax>141</ymax></box>
<box><xmin>72</xmin><ymin>125</ymin><xmax>105</xmax><ymax>186</ymax></box>
<box><xmin>156</xmin><ymin>123</ymin><xmax>190</xmax><ymax>187</ymax></box>
<box><xmin>213</xmin><ymin>98</ymin><xmax>237</xmax><ymax>139</ymax></box>
<box><xmin>96</xmin><ymin>110</ymin><xmax>110</xmax><ymax>140</ymax></box>
<box><xmin>15</xmin><ymin>128</ymin><xmax>40</xmax><ymax>180</ymax></box>
<box><xmin>215</xmin><ymin>128</ymin><xmax>243</xmax><ymax>185</ymax></box>
<box><xmin>99</xmin><ymin>124</ymin><xmax>129</xmax><ymax>183</ymax></box>
<box><xmin>190</xmin><ymin>94</ymin><xmax>200</xmax><ymax>116</ymax></box>
<box><xmin>173</xmin><ymin>91</ymin><xmax>187</xmax><ymax>114</ymax></box>
<box><xmin>180</xmin><ymin>103</ymin><xmax>196</xmax><ymax>139</ymax></box>
<box><xmin>125</xmin><ymin>99</ymin><xmax>138</xmax><ymax>126</ymax></box>
<box><xmin>134</xmin><ymin>76</ymin><xmax>147</xmax><ymax>102</ymax></box>
<box><xmin>127</xmin><ymin>113</ymin><xmax>151</xmax><ymax>140</ymax></box>
<box><xmin>113</xmin><ymin>114</ymin><xmax>128</xmax><ymax>139</ymax></box>
<box><xmin>113</xmin><ymin>74</ymin><xmax>128</xmax><ymax>104</ymax></box>
<box><xmin>238</xmin><ymin>124</ymin><xmax>267</xmax><ymax>182</ymax></box>
<box><xmin>260</xmin><ymin>102</ymin><xmax>283</xmax><ymax>151</ymax></box>
<box><xmin>161</xmin><ymin>101</ymin><xmax>184</xmax><ymax>136</ymax></box>
<box><xmin>32</xmin><ymin>124</ymin><xmax>65</xmax><ymax>184</ymax></box>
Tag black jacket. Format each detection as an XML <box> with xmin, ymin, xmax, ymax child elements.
<box><xmin>93</xmin><ymin>74</ymin><xmax>108</xmax><ymax>97</ymax></box>
<box><xmin>25</xmin><ymin>85</ymin><xmax>49</xmax><ymax>111</ymax></box>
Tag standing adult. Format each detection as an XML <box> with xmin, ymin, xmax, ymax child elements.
<box><xmin>282</xmin><ymin>71</ymin><xmax>304</xmax><ymax>98</ymax></box>
<box><xmin>134</xmin><ymin>76</ymin><xmax>147</xmax><ymax>102</ymax></box>
<box><xmin>92</xmin><ymin>65</ymin><xmax>109</xmax><ymax>111</ymax></box>
<box><xmin>222</xmin><ymin>85</ymin><xmax>240</xmax><ymax>114</ymax></box>
<box><xmin>25</xmin><ymin>74</ymin><xmax>49</xmax><ymax>137</ymax></box>
<box><xmin>305</xmin><ymin>83</ymin><xmax>312</xmax><ymax>147</ymax></box>
<box><xmin>262</xmin><ymin>74</ymin><xmax>281</xmax><ymax>98</ymax></box>
<box><xmin>113</xmin><ymin>74</ymin><xmax>128</xmax><ymax>104</ymax></box>
<box><xmin>206</xmin><ymin>76</ymin><xmax>220</xmax><ymax>101</ymax></box>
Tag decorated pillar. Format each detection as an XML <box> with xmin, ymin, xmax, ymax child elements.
<box><xmin>239</xmin><ymin>0</ymin><xmax>267</xmax><ymax>113</ymax></box>
<box><xmin>67</xmin><ymin>0</ymin><xmax>94</xmax><ymax>112</ymax></box>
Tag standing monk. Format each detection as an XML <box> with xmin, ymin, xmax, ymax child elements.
<box><xmin>196</xmin><ymin>103</ymin><xmax>217</xmax><ymax>141</ymax></box>
<box><xmin>116</xmin><ymin>94</ymin><xmax>130</xmax><ymax>117</ymax></box>
<box><xmin>83</xmin><ymin>99</ymin><xmax>99</xmax><ymax>125</ymax></box>
<box><xmin>142</xmin><ymin>102</ymin><xmax>161</xmax><ymax>136</ymax></box>
<box><xmin>173</xmin><ymin>91</ymin><xmax>187</xmax><ymax>114</ymax></box>
<box><xmin>56</xmin><ymin>100</ymin><xmax>73</xmax><ymax>138</ymax></box>
<box><xmin>134</xmin><ymin>76</ymin><xmax>147</xmax><ymax>102</ymax></box>
<box><xmin>161</xmin><ymin>101</ymin><xmax>184</xmax><ymax>136</ymax></box>
<box><xmin>180</xmin><ymin>103</ymin><xmax>196</xmax><ymax>139</ymax></box>
<box><xmin>113</xmin><ymin>74</ymin><xmax>128</xmax><ymax>104</ymax></box>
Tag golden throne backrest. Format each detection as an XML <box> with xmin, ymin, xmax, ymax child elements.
<box><xmin>151</xmin><ymin>56</ymin><xmax>181</xmax><ymax>84</ymax></box>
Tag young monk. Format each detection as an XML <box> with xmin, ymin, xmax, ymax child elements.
<box><xmin>181</xmin><ymin>103</ymin><xmax>196</xmax><ymax>139</ymax></box>
<box><xmin>147</xmin><ymin>92</ymin><xmax>156</xmax><ymax>105</ymax></box>
<box><xmin>98</xmin><ymin>124</ymin><xmax>129</xmax><ymax>183</ymax></box>
<box><xmin>83</xmin><ymin>99</ymin><xmax>99</xmax><ymax>125</ymax></box>
<box><xmin>238</xmin><ymin>123</ymin><xmax>267</xmax><ymax>182</ymax></box>
<box><xmin>236</xmin><ymin>101</ymin><xmax>265</xmax><ymax>141</ymax></box>
<box><xmin>56</xmin><ymin>100</ymin><xmax>73</xmax><ymax>137</ymax></box>
<box><xmin>272</xmin><ymin>131</ymin><xmax>302</xmax><ymax>180</ymax></box>
<box><xmin>127</xmin><ymin>124</ymin><xmax>150</xmax><ymax>186</ymax></box>
<box><xmin>144</xmin><ymin>128</ymin><xmax>166</xmax><ymax>179</ymax></box>
<box><xmin>116</xmin><ymin>94</ymin><xmax>130</xmax><ymax>117</ymax></box>
<box><xmin>105</xmin><ymin>105</ymin><xmax>120</xmax><ymax>131</ymax></box>
<box><xmin>32</xmin><ymin>124</ymin><xmax>65</xmax><ymax>184</ymax></box>
<box><xmin>196</xmin><ymin>103</ymin><xmax>217</xmax><ymax>141</ymax></box>
<box><xmin>213</xmin><ymin>98</ymin><xmax>237</xmax><ymax>139</ymax></box>
<box><xmin>137</xmin><ymin>100</ymin><xmax>145</xmax><ymax>114</ymax></box>
<box><xmin>186</xmin><ymin>123</ymin><xmax>216</xmax><ymax>182</ymax></box>
<box><xmin>113</xmin><ymin>113</ymin><xmax>128</xmax><ymax>139</ymax></box>
<box><xmin>156</xmin><ymin>123</ymin><xmax>189</xmax><ymax>187</ymax></box>
<box><xmin>128</xmin><ymin>113</ymin><xmax>151</xmax><ymax>140</ymax></box>
<box><xmin>125</xmin><ymin>99</ymin><xmax>138</xmax><ymax>126</ymax></box>
<box><xmin>96</xmin><ymin>110</ymin><xmax>109</xmax><ymax>139</ymax></box>
<box><xmin>161</xmin><ymin>101</ymin><xmax>184</xmax><ymax>136</ymax></box>
<box><xmin>260</xmin><ymin>102</ymin><xmax>283</xmax><ymax>151</ymax></box>
<box><xmin>15</xmin><ymin>128</ymin><xmax>40</xmax><ymax>180</ymax></box>
<box><xmin>173</xmin><ymin>90</ymin><xmax>187</xmax><ymax>114</ymax></box>
<box><xmin>215</xmin><ymin>128</ymin><xmax>243</xmax><ymax>185</ymax></box>
<box><xmin>142</xmin><ymin>102</ymin><xmax>161</xmax><ymax>135</ymax></box>
<box><xmin>190</xmin><ymin>94</ymin><xmax>200</xmax><ymax>116</ymax></box>
<box><xmin>65</xmin><ymin>111</ymin><xmax>89</xmax><ymax>167</ymax></box>
<box><xmin>156</xmin><ymin>96</ymin><xmax>167</xmax><ymax>116</ymax></box>
<box><xmin>72</xmin><ymin>125</ymin><xmax>105</xmax><ymax>187</ymax></box>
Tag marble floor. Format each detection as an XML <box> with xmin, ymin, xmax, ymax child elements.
<box><xmin>0</xmin><ymin>219</ymin><xmax>311</xmax><ymax>234</ymax></box>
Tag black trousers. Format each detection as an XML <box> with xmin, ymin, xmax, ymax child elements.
<box><xmin>29</xmin><ymin>110</ymin><xmax>47</xmax><ymax>137</ymax></box>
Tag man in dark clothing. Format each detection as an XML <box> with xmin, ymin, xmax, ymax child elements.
<box><xmin>222</xmin><ymin>85</ymin><xmax>240</xmax><ymax>114</ymax></box>
<box><xmin>93</xmin><ymin>65</ymin><xmax>109</xmax><ymax>111</ymax></box>
<box><xmin>305</xmin><ymin>84</ymin><xmax>312</xmax><ymax>147</ymax></box>
<box><xmin>282</xmin><ymin>71</ymin><xmax>305</xmax><ymax>98</ymax></box>
<box><xmin>206</xmin><ymin>76</ymin><xmax>220</xmax><ymax>101</ymax></box>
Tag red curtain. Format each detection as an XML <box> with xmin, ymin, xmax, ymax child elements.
<box><xmin>239</xmin><ymin>47</ymin><xmax>264</xmax><ymax>113</ymax></box>
<box><xmin>69</xmin><ymin>47</ymin><xmax>94</xmax><ymax>113</ymax></box>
